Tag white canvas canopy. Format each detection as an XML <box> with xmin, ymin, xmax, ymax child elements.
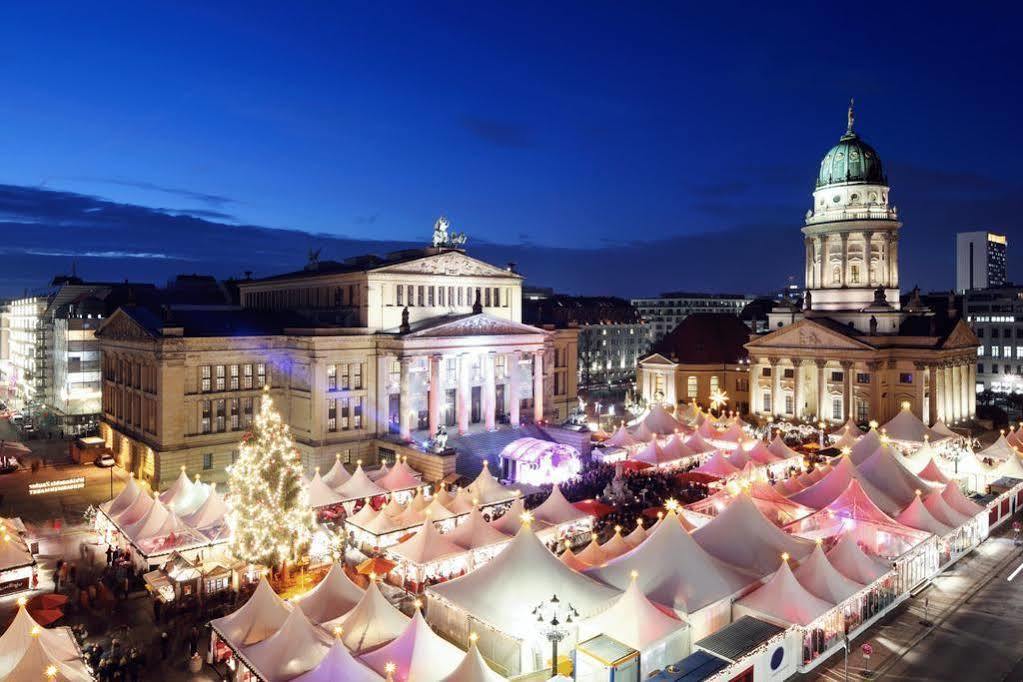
<box><xmin>337</xmin><ymin>579</ymin><xmax>410</xmax><ymax>653</ymax></box>
<box><xmin>3</xmin><ymin>633</ymin><xmax>90</xmax><ymax>681</ymax></box>
<box><xmin>466</xmin><ymin>462</ymin><xmax>517</xmax><ymax>505</ymax></box>
<box><xmin>428</xmin><ymin>523</ymin><xmax>619</xmax><ymax>641</ymax></box>
<box><xmin>291</xmin><ymin>640</ymin><xmax>382</xmax><ymax>682</ymax></box>
<box><xmin>338</xmin><ymin>464</ymin><xmax>387</xmax><ymax>501</ymax></box>
<box><xmin>832</xmin><ymin>429</ymin><xmax>861</xmax><ymax>452</ymax></box>
<box><xmin>930</xmin><ymin>420</ymin><xmax>958</xmax><ymax>439</ymax></box>
<box><xmin>881</xmin><ymin>408</ymin><xmax>937</xmax><ymax>444</ymax></box>
<box><xmin>101</xmin><ymin>474</ymin><xmax>143</xmax><ymax>517</ymax></box>
<box><xmin>790</xmin><ymin>455</ymin><xmax>900</xmax><ymax>515</ymax></box>
<box><xmin>360</xmin><ymin>609</ymin><xmax>465</xmax><ymax>681</ymax></box>
<box><xmin>767</xmin><ymin>435</ymin><xmax>802</xmax><ymax>461</ymax></box>
<box><xmin>736</xmin><ymin>560</ymin><xmax>834</xmax><ymax>626</ymax></box>
<box><xmin>941</xmin><ymin>482</ymin><xmax>985</xmax><ymax>517</ymax></box>
<box><xmin>490</xmin><ymin>496</ymin><xmax>527</xmax><ymax>536</ymax></box>
<box><xmin>390</xmin><ymin>513</ymin><xmax>465</xmax><ymax>565</ymax></box>
<box><xmin>243</xmin><ymin>606</ymin><xmax>333</xmax><ymax>681</ymax></box>
<box><xmin>990</xmin><ymin>451</ymin><xmax>1023</xmax><ymax>479</ymax></box>
<box><xmin>576</xmin><ymin>536</ymin><xmax>608</xmax><ymax>567</ymax></box>
<box><xmin>380</xmin><ymin>495</ymin><xmax>407</xmax><ymax>519</ymax></box>
<box><xmin>368</xmin><ymin>460</ymin><xmax>390</xmax><ymax>481</ymax></box>
<box><xmin>159</xmin><ymin>469</ymin><xmax>209</xmax><ymax>516</ymax></box>
<box><xmin>579</xmin><ymin>577</ymin><xmax>687</xmax><ymax>667</ymax></box>
<box><xmin>825</xmin><ymin>533</ymin><xmax>890</xmax><ymax>584</ymax></box>
<box><xmin>599</xmin><ymin>528</ymin><xmax>633</xmax><ymax>560</ymax></box>
<box><xmin>408</xmin><ymin>487</ymin><xmax>430</xmax><ymax>512</ymax></box>
<box><xmin>531</xmin><ymin>485</ymin><xmax>587</xmax><ymax>527</ymax></box>
<box><xmin>719</xmin><ymin>422</ymin><xmax>745</xmax><ymax>443</ymax></box>
<box><xmin>347</xmin><ymin>501</ymin><xmax>380</xmax><ymax>527</ymax></box>
<box><xmin>624</xmin><ymin>521</ymin><xmax>648</xmax><ymax>547</ymax></box>
<box><xmin>637</xmin><ymin>404</ymin><xmax>684</xmax><ymax>435</ymax></box>
<box><xmin>446</xmin><ymin>506</ymin><xmax>511</xmax><ymax>552</ymax></box>
<box><xmin>322</xmin><ymin>456</ymin><xmax>352</xmax><ymax>489</ymax></box>
<box><xmin>693</xmin><ymin>495</ymin><xmax>815</xmax><ymax>576</ymax></box>
<box><xmin>378</xmin><ymin>458</ymin><xmax>422</xmax><ymax>492</ymax></box>
<box><xmin>686</xmin><ymin>433</ymin><xmax>717</xmax><ymax>454</ymax></box>
<box><xmin>856</xmin><ymin>445</ymin><xmax>934</xmax><ymax>511</ymax></box>
<box><xmin>977</xmin><ymin>434</ymin><xmax>1018</xmax><ymax>462</ymax></box>
<box><xmin>793</xmin><ymin>544</ymin><xmax>864</xmax><ymax>603</ymax></box>
<box><xmin>180</xmin><ymin>486</ymin><xmax>228</xmax><ymax>531</ymax></box>
<box><xmin>0</xmin><ymin>528</ymin><xmax>33</xmax><ymax>571</ymax></box>
<box><xmin>211</xmin><ymin>577</ymin><xmax>289</xmax><ymax>647</ymax></box>
<box><xmin>662</xmin><ymin>434</ymin><xmax>696</xmax><ymax>462</ymax></box>
<box><xmin>831</xmin><ymin>418</ymin><xmax>862</xmax><ymax>436</ymax></box>
<box><xmin>0</xmin><ymin>604</ymin><xmax>83</xmax><ymax>678</ymax></box>
<box><xmin>295</xmin><ymin>562</ymin><xmax>365</xmax><ymax>625</ymax></box>
<box><xmin>693</xmin><ymin>451</ymin><xmax>740</xmax><ymax>479</ymax></box>
<box><xmin>605</xmin><ymin>424</ymin><xmax>638</xmax><ymax>448</ymax></box>
<box><xmin>746</xmin><ymin>440</ymin><xmax>784</xmax><ymax>465</ymax></box>
<box><xmin>923</xmin><ymin>490</ymin><xmax>972</xmax><ymax>527</ymax></box>
<box><xmin>441</xmin><ymin>639</ymin><xmax>509</xmax><ymax>682</ymax></box>
<box><xmin>586</xmin><ymin>510</ymin><xmax>754</xmax><ymax>614</ymax></box>
<box><xmin>901</xmin><ymin>441</ymin><xmax>940</xmax><ymax>474</ymax></box>
<box><xmin>632</xmin><ymin>422</ymin><xmax>655</xmax><ymax>442</ymax></box>
<box><xmin>850</xmin><ymin>429</ymin><xmax>882</xmax><ymax>465</ymax></box>
<box><xmin>447</xmin><ymin>487</ymin><xmax>477</xmax><ymax>516</ymax></box>
<box><xmin>307</xmin><ymin>471</ymin><xmax>344</xmax><ymax>509</ymax></box>
<box><xmin>632</xmin><ymin>441</ymin><xmax>676</xmax><ymax>467</ymax></box>
<box><xmin>113</xmin><ymin>488</ymin><xmax>156</xmax><ymax>528</ymax></box>
<box><xmin>423</xmin><ymin>495</ymin><xmax>458</xmax><ymax>522</ymax></box>
<box><xmin>559</xmin><ymin>546</ymin><xmax>591</xmax><ymax>572</ymax></box>
<box><xmin>917</xmin><ymin>457</ymin><xmax>950</xmax><ymax>485</ymax></box>
<box><xmin>896</xmin><ymin>495</ymin><xmax>952</xmax><ymax>536</ymax></box>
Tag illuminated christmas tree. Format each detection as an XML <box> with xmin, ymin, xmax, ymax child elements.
<box><xmin>226</xmin><ymin>387</ymin><xmax>315</xmax><ymax>570</ymax></box>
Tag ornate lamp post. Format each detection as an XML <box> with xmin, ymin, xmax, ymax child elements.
<box><xmin>533</xmin><ymin>594</ymin><xmax>577</xmax><ymax>678</ymax></box>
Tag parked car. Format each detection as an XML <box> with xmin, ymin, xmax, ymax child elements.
<box><xmin>95</xmin><ymin>454</ymin><xmax>116</xmax><ymax>468</ymax></box>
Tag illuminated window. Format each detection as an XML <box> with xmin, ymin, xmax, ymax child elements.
<box><xmin>710</xmin><ymin>375</ymin><xmax>719</xmax><ymax>393</ymax></box>
<box><xmin>687</xmin><ymin>376</ymin><xmax>698</xmax><ymax>398</ymax></box>
<box><xmin>327</xmin><ymin>364</ymin><xmax>337</xmax><ymax>390</ymax></box>
<box><xmin>200</xmin><ymin>366</ymin><xmax>211</xmax><ymax>392</ymax></box>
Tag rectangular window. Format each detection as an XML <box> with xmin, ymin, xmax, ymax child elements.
<box><xmin>830</xmin><ymin>371</ymin><xmax>844</xmax><ymax>382</ymax></box>
<box><xmin>340</xmin><ymin>363</ymin><xmax>350</xmax><ymax>390</ymax></box>
<box><xmin>899</xmin><ymin>373</ymin><xmax>913</xmax><ymax>384</ymax></box>
<box><xmin>243</xmin><ymin>397</ymin><xmax>253</xmax><ymax>427</ymax></box>
<box><xmin>438</xmin><ymin>287</ymin><xmax>445</xmax><ymax>307</ymax></box>
<box><xmin>856</xmin><ymin>372</ymin><xmax>870</xmax><ymax>384</ymax></box>
<box><xmin>762</xmin><ymin>367</ymin><xmax>772</xmax><ymax>378</ymax></box>
<box><xmin>832</xmin><ymin>398</ymin><xmax>843</xmax><ymax>421</ymax></box>
<box><xmin>484</xmin><ymin>288</ymin><xmax>491</xmax><ymax>307</ymax></box>
<box><xmin>230</xmin><ymin>398</ymin><xmax>239</xmax><ymax>429</ymax></box>
<box><xmin>352</xmin><ymin>363</ymin><xmax>362</xmax><ymax>389</ymax></box>
<box><xmin>457</xmin><ymin>287</ymin><xmax>464</xmax><ymax>307</ymax></box>
<box><xmin>993</xmin><ymin>346</ymin><xmax>1000</xmax><ymax>357</ymax></box>
<box><xmin>229</xmin><ymin>364</ymin><xmax>239</xmax><ymax>390</ymax></box>
<box><xmin>417</xmin><ymin>285</ymin><xmax>425</xmax><ymax>306</ymax></box>
<box><xmin>978</xmin><ymin>346</ymin><xmax>985</xmax><ymax>357</ymax></box>
<box><xmin>215</xmin><ymin>365</ymin><xmax>225</xmax><ymax>391</ymax></box>
<box><xmin>856</xmin><ymin>399</ymin><xmax>869</xmax><ymax>422</ymax></box>
<box><xmin>1005</xmin><ymin>346</ymin><xmax>1012</xmax><ymax>358</ymax></box>
<box><xmin>407</xmin><ymin>285</ymin><xmax>415</xmax><ymax>306</ymax></box>
<box><xmin>353</xmin><ymin>398</ymin><xmax>363</xmax><ymax>428</ymax></box>
<box><xmin>201</xmin><ymin>365</ymin><xmax>211</xmax><ymax>392</ymax></box>
<box><xmin>494</xmin><ymin>287</ymin><xmax>501</xmax><ymax>307</ymax></box>
<box><xmin>763</xmin><ymin>393</ymin><xmax>772</xmax><ymax>413</ymax></box>
<box><xmin>243</xmin><ymin>364</ymin><xmax>253</xmax><ymax>389</ymax></box>
<box><xmin>428</xmin><ymin>286</ymin><xmax>435</xmax><ymax>307</ymax></box>
<box><xmin>396</xmin><ymin>286</ymin><xmax>403</xmax><ymax>307</ymax></box>
<box><xmin>327</xmin><ymin>364</ymin><xmax>337</xmax><ymax>390</ymax></box>
<box><xmin>256</xmin><ymin>363</ymin><xmax>266</xmax><ymax>387</ymax></box>
<box><xmin>203</xmin><ymin>453</ymin><xmax>213</xmax><ymax>470</ymax></box>
<box><xmin>785</xmin><ymin>395</ymin><xmax>794</xmax><ymax>415</ymax></box>
<box><xmin>216</xmin><ymin>399</ymin><xmax>226</xmax><ymax>432</ymax></box>
<box><xmin>783</xmin><ymin>368</ymin><xmax>794</xmax><ymax>379</ymax></box>
<box><xmin>201</xmin><ymin>400</ymin><xmax>211</xmax><ymax>433</ymax></box>
<box><xmin>327</xmin><ymin>398</ymin><xmax>337</xmax><ymax>432</ymax></box>
<box><xmin>341</xmin><ymin>397</ymin><xmax>350</xmax><ymax>430</ymax></box>
<box><xmin>687</xmin><ymin>376</ymin><xmax>698</xmax><ymax>398</ymax></box>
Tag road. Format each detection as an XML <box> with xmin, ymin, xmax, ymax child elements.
<box><xmin>807</xmin><ymin>519</ymin><xmax>1023</xmax><ymax>681</ymax></box>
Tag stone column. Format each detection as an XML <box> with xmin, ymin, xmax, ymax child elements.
<box><xmin>813</xmin><ymin>236</ymin><xmax>823</xmax><ymax>288</ymax></box>
<box><xmin>749</xmin><ymin>363</ymin><xmax>760</xmax><ymax>415</ymax></box>
<box><xmin>934</xmin><ymin>362</ymin><xmax>946</xmax><ymax>423</ymax></box>
<box><xmin>793</xmin><ymin>359</ymin><xmax>805</xmax><ymax>420</ymax></box>
<box><xmin>816</xmin><ymin>360</ymin><xmax>828</xmax><ymax>420</ymax></box>
<box><xmin>428</xmin><ymin>354</ymin><xmax>442</xmax><ymax>437</ymax></box>
<box><xmin>533</xmin><ymin>349</ymin><xmax>544</xmax><ymax>422</ymax></box>
<box><xmin>863</xmin><ymin>231</ymin><xmax>874</xmax><ymax>285</ymax></box>
<box><xmin>484</xmin><ymin>351</ymin><xmax>497</xmax><ymax>431</ymax></box>
<box><xmin>457</xmin><ymin>352</ymin><xmax>470</xmax><ymax>435</ymax></box>
<box><xmin>841</xmin><ymin>361</ymin><xmax>854</xmax><ymax>420</ymax></box>
<box><xmin>867</xmin><ymin>361</ymin><xmax>882</xmax><ymax>420</ymax></box>
<box><xmin>968</xmin><ymin>361</ymin><xmax>977</xmax><ymax>418</ymax></box>
<box><xmin>944</xmin><ymin>363</ymin><xmax>958</xmax><ymax>422</ymax></box>
<box><xmin>928</xmin><ymin>364</ymin><xmax>939</xmax><ymax>426</ymax></box>
<box><xmin>840</xmin><ymin>233</ymin><xmax>849</xmax><ymax>287</ymax></box>
<box><xmin>804</xmin><ymin>238</ymin><xmax>813</xmax><ymax>289</ymax></box>
<box><xmin>913</xmin><ymin>362</ymin><xmax>927</xmax><ymax>421</ymax></box>
<box><xmin>399</xmin><ymin>355</ymin><xmax>412</xmax><ymax>442</ymax></box>
<box><xmin>890</xmin><ymin>236</ymin><xmax>899</xmax><ymax>288</ymax></box>
<box><xmin>959</xmin><ymin>361</ymin><xmax>969</xmax><ymax>422</ymax></box>
<box><xmin>769</xmin><ymin>358</ymin><xmax>781</xmax><ymax>417</ymax></box>
<box><xmin>376</xmin><ymin>353</ymin><xmax>391</xmax><ymax>436</ymax></box>
<box><xmin>509</xmin><ymin>350</ymin><xmax>521</xmax><ymax>427</ymax></box>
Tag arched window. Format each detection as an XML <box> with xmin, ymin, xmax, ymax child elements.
<box><xmin>832</xmin><ymin>266</ymin><xmax>841</xmax><ymax>284</ymax></box>
<box><xmin>850</xmin><ymin>265</ymin><xmax>860</xmax><ymax>284</ymax></box>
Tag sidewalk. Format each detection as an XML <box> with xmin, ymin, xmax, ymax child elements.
<box><xmin>804</xmin><ymin>523</ymin><xmax>1023</xmax><ymax>681</ymax></box>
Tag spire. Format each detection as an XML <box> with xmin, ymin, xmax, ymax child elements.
<box><xmin>847</xmin><ymin>97</ymin><xmax>855</xmax><ymax>134</ymax></box>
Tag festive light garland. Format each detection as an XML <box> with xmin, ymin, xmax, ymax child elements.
<box><xmin>225</xmin><ymin>387</ymin><xmax>315</xmax><ymax>569</ymax></box>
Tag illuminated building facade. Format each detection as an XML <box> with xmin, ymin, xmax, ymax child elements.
<box><xmin>964</xmin><ymin>286</ymin><xmax>1023</xmax><ymax>393</ymax></box>
<box><xmin>957</xmin><ymin>231</ymin><xmax>1007</xmax><ymax>293</ymax></box>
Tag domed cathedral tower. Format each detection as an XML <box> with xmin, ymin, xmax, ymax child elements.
<box><xmin>803</xmin><ymin>100</ymin><xmax>902</xmax><ymax>319</ymax></box>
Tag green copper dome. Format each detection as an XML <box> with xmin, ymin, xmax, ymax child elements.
<box><xmin>816</xmin><ymin>101</ymin><xmax>886</xmax><ymax>189</ymax></box>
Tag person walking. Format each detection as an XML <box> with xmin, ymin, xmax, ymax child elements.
<box><xmin>54</xmin><ymin>558</ymin><xmax>64</xmax><ymax>591</ymax></box>
<box><xmin>106</xmin><ymin>545</ymin><xmax>114</xmax><ymax>566</ymax></box>
<box><xmin>188</xmin><ymin>625</ymin><xmax>200</xmax><ymax>656</ymax></box>
<box><xmin>159</xmin><ymin>632</ymin><xmax>170</xmax><ymax>660</ymax></box>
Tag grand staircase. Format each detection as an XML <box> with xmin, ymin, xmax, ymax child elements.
<box><xmin>447</xmin><ymin>423</ymin><xmax>552</xmax><ymax>481</ymax></box>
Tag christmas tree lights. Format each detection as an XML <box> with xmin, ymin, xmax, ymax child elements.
<box><xmin>226</xmin><ymin>387</ymin><xmax>315</xmax><ymax>570</ymax></box>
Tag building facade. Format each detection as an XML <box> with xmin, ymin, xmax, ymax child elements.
<box><xmin>631</xmin><ymin>292</ymin><xmax>751</xmax><ymax>344</ymax></box>
<box><xmin>964</xmin><ymin>286</ymin><xmax>1023</xmax><ymax>393</ymax></box>
<box><xmin>745</xmin><ymin>102</ymin><xmax>979</xmax><ymax>426</ymax></box>
<box><xmin>6</xmin><ymin>297</ymin><xmax>51</xmax><ymax>412</ymax></box>
<box><xmin>97</xmin><ymin>232</ymin><xmax>579</xmax><ymax>489</ymax></box>
<box><xmin>637</xmin><ymin>313</ymin><xmax>751</xmax><ymax>414</ymax></box>
<box><xmin>957</xmin><ymin>231</ymin><xmax>1007</xmax><ymax>293</ymax></box>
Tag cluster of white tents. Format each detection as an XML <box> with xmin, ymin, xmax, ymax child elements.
<box><xmin>0</xmin><ymin>598</ymin><xmax>91</xmax><ymax>680</ymax></box>
<box><xmin>308</xmin><ymin>456</ymin><xmax>425</xmax><ymax>511</ymax></box>
<box><xmin>95</xmin><ymin>471</ymin><xmax>229</xmax><ymax>566</ymax></box>
<box><xmin>209</xmin><ymin>562</ymin><xmax>508</xmax><ymax>681</ymax></box>
<box><xmin>0</xmin><ymin>517</ymin><xmax>36</xmax><ymax>593</ymax></box>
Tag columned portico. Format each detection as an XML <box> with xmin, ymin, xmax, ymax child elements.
<box><xmin>793</xmin><ymin>360</ymin><xmax>805</xmax><ymax>419</ymax></box>
<box><xmin>928</xmin><ymin>363</ymin><xmax>939</xmax><ymax>425</ymax></box>
<box><xmin>840</xmin><ymin>361</ymin><xmax>854</xmax><ymax>420</ymax></box>
<box><xmin>509</xmin><ymin>350</ymin><xmax>521</xmax><ymax>427</ymax></box>
<box><xmin>483</xmin><ymin>351</ymin><xmax>497</xmax><ymax>431</ymax></box>
<box><xmin>968</xmin><ymin>363</ymin><xmax>977</xmax><ymax>418</ymax></box>
<box><xmin>769</xmin><ymin>358</ymin><xmax>781</xmax><ymax>417</ymax></box>
<box><xmin>533</xmin><ymin>350</ymin><xmax>544</xmax><ymax>422</ymax></box>
<box><xmin>959</xmin><ymin>361</ymin><xmax>969</xmax><ymax>423</ymax></box>
<box><xmin>815</xmin><ymin>360</ymin><xmax>827</xmax><ymax>421</ymax></box>
<box><xmin>399</xmin><ymin>355</ymin><xmax>412</xmax><ymax>441</ymax></box>
<box><xmin>428</xmin><ymin>354</ymin><xmax>442</xmax><ymax>436</ymax></box>
<box><xmin>457</xmin><ymin>353</ymin><xmax>470</xmax><ymax>435</ymax></box>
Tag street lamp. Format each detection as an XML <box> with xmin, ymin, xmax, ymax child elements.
<box><xmin>533</xmin><ymin>593</ymin><xmax>577</xmax><ymax>678</ymax></box>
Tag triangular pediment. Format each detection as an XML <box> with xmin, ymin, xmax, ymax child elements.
<box><xmin>941</xmin><ymin>319</ymin><xmax>980</xmax><ymax>350</ymax></box>
<box><xmin>639</xmin><ymin>352</ymin><xmax>677</xmax><ymax>366</ymax></box>
<box><xmin>95</xmin><ymin>308</ymin><xmax>158</xmax><ymax>341</ymax></box>
<box><xmin>375</xmin><ymin>250</ymin><xmax>518</xmax><ymax>278</ymax></box>
<box><xmin>746</xmin><ymin>318</ymin><xmax>874</xmax><ymax>352</ymax></box>
<box><xmin>401</xmin><ymin>313</ymin><xmax>545</xmax><ymax>338</ymax></box>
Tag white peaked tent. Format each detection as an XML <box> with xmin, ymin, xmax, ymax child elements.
<box><xmin>576</xmin><ymin>536</ymin><xmax>608</xmax><ymax>567</ymax></box>
<box><xmin>686</xmin><ymin>432</ymin><xmax>717</xmax><ymax>454</ymax></box>
<box><xmin>380</xmin><ymin>495</ymin><xmax>407</xmax><ymax>519</ymax></box>
<box><xmin>243</xmin><ymin>607</ymin><xmax>333</xmax><ymax>681</ymax></box>
<box><xmin>579</xmin><ymin>578</ymin><xmax>688</xmax><ymax>678</ymax></box>
<box><xmin>101</xmin><ymin>474</ymin><xmax>143</xmax><ymax>517</ymax></box>
<box><xmin>720</xmin><ymin>421</ymin><xmax>746</xmax><ymax>443</ymax></box>
<box><xmin>600</xmin><ymin>528</ymin><xmax>633</xmax><ymax>560</ymax></box>
<box><xmin>726</xmin><ymin>447</ymin><xmax>750</xmax><ymax>469</ymax></box>
<box><xmin>662</xmin><ymin>434</ymin><xmax>696</xmax><ymax>462</ymax></box>
<box><xmin>448</xmin><ymin>487</ymin><xmax>477</xmax><ymax>516</ymax></box>
<box><xmin>181</xmin><ymin>486</ymin><xmax>228</xmax><ymax>531</ymax></box>
<box><xmin>467</xmin><ymin>462</ymin><xmax>517</xmax><ymax>505</ymax></box>
<box><xmin>441</xmin><ymin>639</ymin><xmax>509</xmax><ymax>682</ymax></box>
<box><xmin>856</xmin><ymin>446</ymin><xmax>934</xmax><ymax>511</ymax></box>
<box><xmin>693</xmin><ymin>495</ymin><xmax>815</xmax><ymax>577</ymax></box>
<box><xmin>697</xmin><ymin>420</ymin><xmax>721</xmax><ymax>440</ymax></box>
<box><xmin>767</xmin><ymin>435</ymin><xmax>802</xmax><ymax>461</ymax></box>
<box><xmin>291</xmin><ymin>640</ymin><xmax>382</xmax><ymax>682</ymax></box>
<box><xmin>3</xmin><ymin>635</ymin><xmax>90</xmax><ymax>682</ymax></box>
<box><xmin>531</xmin><ymin>485</ymin><xmax>587</xmax><ymax>527</ymax></box>
<box><xmin>560</xmin><ymin>546</ymin><xmax>592</xmax><ymax>572</ymax></box>
<box><xmin>605</xmin><ymin>425</ymin><xmax>637</xmax><ymax>448</ymax></box>
<box><xmin>978</xmin><ymin>434</ymin><xmax>1019</xmax><ymax>462</ymax></box>
<box><xmin>427</xmin><ymin>523</ymin><xmax>619</xmax><ymax>643</ymax></box>
<box><xmin>991</xmin><ymin>451</ymin><xmax>1023</xmax><ymax>479</ymax></box>
<box><xmin>338</xmin><ymin>464</ymin><xmax>387</xmax><ymax>501</ymax></box>
<box><xmin>790</xmin><ymin>455</ymin><xmax>900</xmax><ymax>515</ymax></box>
<box><xmin>931</xmin><ymin>420</ymin><xmax>958</xmax><ymax>439</ymax></box>
<box><xmin>881</xmin><ymin>407</ymin><xmax>937</xmax><ymax>444</ymax></box>
<box><xmin>322</xmin><ymin>456</ymin><xmax>352</xmax><ymax>489</ymax></box>
<box><xmin>793</xmin><ymin>544</ymin><xmax>864</xmax><ymax>603</ymax></box>
<box><xmin>368</xmin><ymin>460</ymin><xmax>390</xmax><ymax>481</ymax></box>
<box><xmin>901</xmin><ymin>441</ymin><xmax>940</xmax><ymax>474</ymax></box>
<box><xmin>361</xmin><ymin>609</ymin><xmax>465</xmax><ymax>681</ymax></box>
<box><xmin>307</xmin><ymin>471</ymin><xmax>344</xmax><ymax>509</ymax></box>
<box><xmin>922</xmin><ymin>491</ymin><xmax>971</xmax><ymax>528</ymax></box>
<box><xmin>337</xmin><ymin>579</ymin><xmax>410</xmax><ymax>653</ymax></box>
<box><xmin>625</xmin><ymin>521</ymin><xmax>648</xmax><ymax>547</ymax></box>
<box><xmin>746</xmin><ymin>440</ymin><xmax>784</xmax><ymax>465</ymax></box>
<box><xmin>632</xmin><ymin>441</ymin><xmax>675</xmax><ymax>467</ymax></box>
<box><xmin>211</xmin><ymin>577</ymin><xmax>289</xmax><ymax>647</ymax></box>
<box><xmin>826</xmin><ymin>534</ymin><xmax>891</xmax><ymax>584</ymax></box>
<box><xmin>831</xmin><ymin>418</ymin><xmax>862</xmax><ymax>436</ymax></box>
<box><xmin>0</xmin><ymin>527</ymin><xmax>34</xmax><ymax>574</ymax></box>
<box><xmin>896</xmin><ymin>495</ymin><xmax>952</xmax><ymax>536</ymax></box>
<box><xmin>347</xmin><ymin>501</ymin><xmax>379</xmax><ymax>527</ymax></box>
<box><xmin>490</xmin><ymin>496</ymin><xmax>526</xmax><ymax>536</ymax></box>
<box><xmin>735</xmin><ymin>560</ymin><xmax>834</xmax><ymax>626</ymax></box>
<box><xmin>637</xmin><ymin>404</ymin><xmax>684</xmax><ymax>435</ymax></box>
<box><xmin>159</xmin><ymin>469</ymin><xmax>209</xmax><ymax>515</ymax></box>
<box><xmin>295</xmin><ymin>562</ymin><xmax>365</xmax><ymax>625</ymax></box>
<box><xmin>0</xmin><ymin>604</ymin><xmax>84</xmax><ymax>678</ymax></box>
<box><xmin>378</xmin><ymin>458</ymin><xmax>422</xmax><ymax>492</ymax></box>
<box><xmin>408</xmin><ymin>487</ymin><xmax>430</xmax><ymax>513</ymax></box>
<box><xmin>585</xmin><ymin>510</ymin><xmax>754</xmax><ymax>619</ymax></box>
<box><xmin>632</xmin><ymin>421</ymin><xmax>655</xmax><ymax>442</ymax></box>
<box><xmin>832</xmin><ymin>428</ymin><xmax>861</xmax><ymax>452</ymax></box>
<box><xmin>446</xmin><ymin>506</ymin><xmax>511</xmax><ymax>552</ymax></box>
<box><xmin>423</xmin><ymin>495</ymin><xmax>458</xmax><ymax>523</ymax></box>
<box><xmin>850</xmin><ymin>429</ymin><xmax>882</xmax><ymax>465</ymax></box>
<box><xmin>941</xmin><ymin>482</ymin><xmax>986</xmax><ymax>517</ymax></box>
<box><xmin>693</xmin><ymin>451</ymin><xmax>740</xmax><ymax>479</ymax></box>
<box><xmin>392</xmin><ymin>502</ymin><xmax>427</xmax><ymax>530</ymax></box>
<box><xmin>390</xmin><ymin>513</ymin><xmax>465</xmax><ymax>565</ymax></box>
<box><xmin>917</xmin><ymin>457</ymin><xmax>950</xmax><ymax>485</ymax></box>
<box><xmin>113</xmin><ymin>487</ymin><xmax>156</xmax><ymax>527</ymax></box>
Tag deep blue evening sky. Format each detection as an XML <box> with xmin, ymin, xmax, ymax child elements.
<box><xmin>0</xmin><ymin>2</ymin><xmax>1020</xmax><ymax>297</ymax></box>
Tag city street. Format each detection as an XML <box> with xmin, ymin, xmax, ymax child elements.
<box><xmin>806</xmin><ymin>519</ymin><xmax>1023</xmax><ymax>681</ymax></box>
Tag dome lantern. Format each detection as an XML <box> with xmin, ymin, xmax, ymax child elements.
<box><xmin>816</xmin><ymin>98</ymin><xmax>886</xmax><ymax>189</ymax></box>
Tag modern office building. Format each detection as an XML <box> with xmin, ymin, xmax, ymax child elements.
<box><xmin>964</xmin><ymin>286</ymin><xmax>1023</xmax><ymax>393</ymax></box>
<box><xmin>957</xmin><ymin>231</ymin><xmax>1007</xmax><ymax>293</ymax></box>
<box><xmin>631</xmin><ymin>292</ymin><xmax>752</xmax><ymax>343</ymax></box>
